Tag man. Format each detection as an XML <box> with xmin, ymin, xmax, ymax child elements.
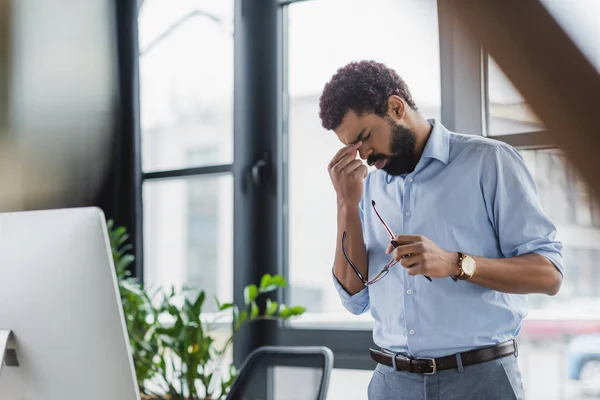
<box><xmin>320</xmin><ymin>60</ymin><xmax>564</xmax><ymax>400</ymax></box>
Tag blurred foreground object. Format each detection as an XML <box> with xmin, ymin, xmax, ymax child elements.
<box><xmin>0</xmin><ymin>137</ymin><xmax>68</xmax><ymax>211</ymax></box>
<box><xmin>0</xmin><ymin>0</ymin><xmax>118</xmax><ymax>212</ymax></box>
<box><xmin>442</xmin><ymin>0</ymin><xmax>600</xmax><ymax>199</ymax></box>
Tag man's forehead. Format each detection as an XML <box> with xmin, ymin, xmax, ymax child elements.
<box><xmin>335</xmin><ymin>111</ymin><xmax>364</xmax><ymax>145</ymax></box>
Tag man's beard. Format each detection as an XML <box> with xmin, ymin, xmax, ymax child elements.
<box><xmin>367</xmin><ymin>119</ymin><xmax>416</xmax><ymax>176</ymax></box>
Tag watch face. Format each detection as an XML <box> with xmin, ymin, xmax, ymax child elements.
<box><xmin>462</xmin><ymin>256</ymin><xmax>476</xmax><ymax>275</ymax></box>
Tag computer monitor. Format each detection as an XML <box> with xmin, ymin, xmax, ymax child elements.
<box><xmin>0</xmin><ymin>207</ymin><xmax>140</xmax><ymax>400</ymax></box>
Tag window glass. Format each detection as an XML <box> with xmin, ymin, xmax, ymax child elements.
<box><xmin>138</xmin><ymin>0</ymin><xmax>234</xmax><ymax>172</ymax></box>
<box><xmin>487</xmin><ymin>56</ymin><xmax>544</xmax><ymax>135</ymax></box>
<box><xmin>143</xmin><ymin>174</ymin><xmax>233</xmax><ymax>312</ymax></box>
<box><xmin>520</xmin><ymin>149</ymin><xmax>600</xmax><ymax>309</ymax></box>
<box><xmin>520</xmin><ymin>149</ymin><xmax>600</xmax><ymax>400</ymax></box>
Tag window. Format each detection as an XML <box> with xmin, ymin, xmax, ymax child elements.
<box><xmin>285</xmin><ymin>0</ymin><xmax>441</xmax><ymax>328</ymax></box>
<box><xmin>138</xmin><ymin>0</ymin><xmax>234</xmax><ymax>307</ymax></box>
<box><xmin>138</xmin><ymin>0</ymin><xmax>234</xmax><ymax>172</ymax></box>
<box><xmin>520</xmin><ymin>149</ymin><xmax>600</xmax><ymax>309</ymax></box>
<box><xmin>486</xmin><ymin>56</ymin><xmax>544</xmax><ymax>136</ymax></box>
<box><xmin>516</xmin><ymin>149</ymin><xmax>600</xmax><ymax>399</ymax></box>
<box><xmin>142</xmin><ymin>175</ymin><xmax>233</xmax><ymax>310</ymax></box>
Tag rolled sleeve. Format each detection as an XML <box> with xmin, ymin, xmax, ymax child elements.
<box><xmin>332</xmin><ymin>269</ymin><xmax>370</xmax><ymax>315</ymax></box>
<box><xmin>483</xmin><ymin>144</ymin><xmax>565</xmax><ymax>276</ymax></box>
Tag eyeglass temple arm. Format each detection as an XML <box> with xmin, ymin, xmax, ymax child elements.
<box><xmin>372</xmin><ymin>200</ymin><xmax>395</xmax><ymax>239</ymax></box>
<box><xmin>341</xmin><ymin>231</ymin><xmax>367</xmax><ymax>283</ymax></box>
<box><xmin>374</xmin><ymin>200</ymin><xmax>433</xmax><ymax>283</ymax></box>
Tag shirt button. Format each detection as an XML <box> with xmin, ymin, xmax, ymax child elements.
<box><xmin>409</xmin><ymin>330</ymin><xmax>416</xmax><ymax>335</ymax></box>
<box><xmin>405</xmin><ymin>211</ymin><xmax>411</xmax><ymax>217</ymax></box>
<box><xmin>406</xmin><ymin>289</ymin><xmax>412</xmax><ymax>295</ymax></box>
<box><xmin>407</xmin><ymin>177</ymin><xmax>413</xmax><ymax>183</ymax></box>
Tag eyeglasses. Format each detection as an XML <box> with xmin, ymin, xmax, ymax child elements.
<box><xmin>341</xmin><ymin>231</ymin><xmax>397</xmax><ymax>285</ymax></box>
<box><xmin>372</xmin><ymin>200</ymin><xmax>432</xmax><ymax>282</ymax></box>
<box><xmin>341</xmin><ymin>200</ymin><xmax>432</xmax><ymax>286</ymax></box>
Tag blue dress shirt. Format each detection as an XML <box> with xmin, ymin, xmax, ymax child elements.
<box><xmin>333</xmin><ymin>119</ymin><xmax>564</xmax><ymax>358</ymax></box>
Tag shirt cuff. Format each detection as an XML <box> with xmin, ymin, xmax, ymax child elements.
<box><xmin>331</xmin><ymin>269</ymin><xmax>370</xmax><ymax>313</ymax></box>
<box><xmin>534</xmin><ymin>250</ymin><xmax>565</xmax><ymax>277</ymax></box>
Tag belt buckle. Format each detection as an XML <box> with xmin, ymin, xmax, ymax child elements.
<box><xmin>417</xmin><ymin>357</ymin><xmax>437</xmax><ymax>375</ymax></box>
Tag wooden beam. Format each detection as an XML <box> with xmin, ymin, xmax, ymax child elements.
<box><xmin>442</xmin><ymin>0</ymin><xmax>600</xmax><ymax>195</ymax></box>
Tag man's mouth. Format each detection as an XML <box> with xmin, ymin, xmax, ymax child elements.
<box><xmin>373</xmin><ymin>159</ymin><xmax>386</xmax><ymax>169</ymax></box>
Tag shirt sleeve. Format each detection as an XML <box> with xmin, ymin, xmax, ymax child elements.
<box><xmin>331</xmin><ymin>195</ymin><xmax>370</xmax><ymax>315</ymax></box>
<box><xmin>482</xmin><ymin>144</ymin><xmax>565</xmax><ymax>276</ymax></box>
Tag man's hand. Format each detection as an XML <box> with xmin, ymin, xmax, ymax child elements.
<box><xmin>385</xmin><ymin>235</ymin><xmax>459</xmax><ymax>278</ymax></box>
<box><xmin>328</xmin><ymin>142</ymin><xmax>368</xmax><ymax>207</ymax></box>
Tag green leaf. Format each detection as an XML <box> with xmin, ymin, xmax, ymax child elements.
<box><xmin>219</xmin><ymin>302</ymin><xmax>234</xmax><ymax>311</ymax></box>
<box><xmin>193</xmin><ymin>290</ymin><xmax>206</xmax><ymax>315</ymax></box>
<box><xmin>278</xmin><ymin>304</ymin><xmax>291</xmax><ymax>318</ymax></box>
<box><xmin>235</xmin><ymin>309</ymin><xmax>248</xmax><ymax>331</ymax></box>
<box><xmin>288</xmin><ymin>305</ymin><xmax>306</xmax><ymax>316</ymax></box>
<box><xmin>258</xmin><ymin>274</ymin><xmax>287</xmax><ymax>293</ymax></box>
<box><xmin>265</xmin><ymin>299</ymin><xmax>278</xmax><ymax>316</ymax></box>
<box><xmin>270</xmin><ymin>274</ymin><xmax>287</xmax><ymax>287</ymax></box>
<box><xmin>259</xmin><ymin>284</ymin><xmax>278</xmax><ymax>293</ymax></box>
<box><xmin>259</xmin><ymin>274</ymin><xmax>273</xmax><ymax>291</ymax></box>
<box><xmin>251</xmin><ymin>302</ymin><xmax>259</xmax><ymax>319</ymax></box>
<box><xmin>244</xmin><ymin>284</ymin><xmax>258</xmax><ymax>305</ymax></box>
<box><xmin>239</xmin><ymin>310</ymin><xmax>248</xmax><ymax>324</ymax></box>
<box><xmin>232</xmin><ymin>306</ymin><xmax>239</xmax><ymax>329</ymax></box>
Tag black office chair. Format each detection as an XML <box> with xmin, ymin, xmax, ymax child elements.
<box><xmin>225</xmin><ymin>346</ymin><xmax>334</xmax><ymax>400</ymax></box>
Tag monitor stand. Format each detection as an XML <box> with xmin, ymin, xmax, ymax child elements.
<box><xmin>0</xmin><ymin>330</ymin><xmax>18</xmax><ymax>374</ymax></box>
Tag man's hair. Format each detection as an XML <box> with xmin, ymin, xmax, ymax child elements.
<box><xmin>318</xmin><ymin>60</ymin><xmax>417</xmax><ymax>131</ymax></box>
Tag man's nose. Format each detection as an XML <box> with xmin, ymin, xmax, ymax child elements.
<box><xmin>358</xmin><ymin>147</ymin><xmax>371</xmax><ymax>160</ymax></box>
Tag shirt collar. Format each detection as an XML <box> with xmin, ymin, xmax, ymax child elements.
<box><xmin>420</xmin><ymin>118</ymin><xmax>450</xmax><ymax>165</ymax></box>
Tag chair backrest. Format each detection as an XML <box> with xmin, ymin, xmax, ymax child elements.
<box><xmin>225</xmin><ymin>346</ymin><xmax>334</xmax><ymax>400</ymax></box>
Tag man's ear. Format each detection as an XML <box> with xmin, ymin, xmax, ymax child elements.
<box><xmin>387</xmin><ymin>95</ymin><xmax>405</xmax><ymax>119</ymax></box>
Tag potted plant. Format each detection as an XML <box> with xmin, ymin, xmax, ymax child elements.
<box><xmin>107</xmin><ymin>220</ymin><xmax>306</xmax><ymax>400</ymax></box>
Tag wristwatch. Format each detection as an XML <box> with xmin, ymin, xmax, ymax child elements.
<box><xmin>452</xmin><ymin>252</ymin><xmax>476</xmax><ymax>281</ymax></box>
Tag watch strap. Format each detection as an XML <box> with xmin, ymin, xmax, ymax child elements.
<box><xmin>452</xmin><ymin>252</ymin><xmax>468</xmax><ymax>281</ymax></box>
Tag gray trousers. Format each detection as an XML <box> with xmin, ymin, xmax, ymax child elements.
<box><xmin>368</xmin><ymin>354</ymin><xmax>525</xmax><ymax>400</ymax></box>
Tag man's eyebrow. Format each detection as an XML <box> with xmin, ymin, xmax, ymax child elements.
<box><xmin>350</xmin><ymin>128</ymin><xmax>368</xmax><ymax>145</ymax></box>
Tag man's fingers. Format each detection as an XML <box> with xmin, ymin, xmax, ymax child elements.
<box><xmin>406</xmin><ymin>265</ymin><xmax>426</xmax><ymax>276</ymax></box>
<box><xmin>399</xmin><ymin>255</ymin><xmax>420</xmax><ymax>269</ymax></box>
<box><xmin>390</xmin><ymin>234</ymin><xmax>425</xmax><ymax>246</ymax></box>
<box><xmin>328</xmin><ymin>142</ymin><xmax>362</xmax><ymax>170</ymax></box>
<box><xmin>358</xmin><ymin>164</ymin><xmax>368</xmax><ymax>178</ymax></box>
<box><xmin>330</xmin><ymin>153</ymin><xmax>356</xmax><ymax>173</ymax></box>
<box><xmin>344</xmin><ymin>159</ymin><xmax>366</xmax><ymax>173</ymax></box>
<box><xmin>386</xmin><ymin>242</ymin><xmax>425</xmax><ymax>257</ymax></box>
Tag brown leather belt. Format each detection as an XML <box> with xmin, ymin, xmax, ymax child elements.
<box><xmin>369</xmin><ymin>339</ymin><xmax>517</xmax><ymax>375</ymax></box>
